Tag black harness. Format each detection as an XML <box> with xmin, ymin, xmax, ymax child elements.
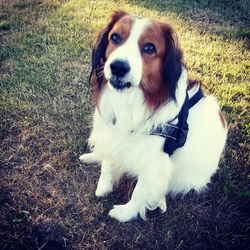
<box><xmin>151</xmin><ymin>86</ymin><xmax>204</xmax><ymax>155</ymax></box>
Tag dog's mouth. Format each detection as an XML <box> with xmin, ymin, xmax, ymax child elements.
<box><xmin>109</xmin><ymin>76</ymin><xmax>131</xmax><ymax>90</ymax></box>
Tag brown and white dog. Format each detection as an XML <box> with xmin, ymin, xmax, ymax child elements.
<box><xmin>80</xmin><ymin>11</ymin><xmax>227</xmax><ymax>222</ymax></box>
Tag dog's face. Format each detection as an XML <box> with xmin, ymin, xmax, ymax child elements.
<box><xmin>91</xmin><ymin>11</ymin><xmax>183</xmax><ymax>108</ymax></box>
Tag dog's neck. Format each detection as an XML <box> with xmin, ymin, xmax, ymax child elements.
<box><xmin>98</xmin><ymin>68</ymin><xmax>188</xmax><ymax>134</ymax></box>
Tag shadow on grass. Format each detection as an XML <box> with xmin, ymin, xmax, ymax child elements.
<box><xmin>128</xmin><ymin>0</ymin><xmax>250</xmax><ymax>44</ymax></box>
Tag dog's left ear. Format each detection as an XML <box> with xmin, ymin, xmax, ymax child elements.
<box><xmin>162</xmin><ymin>24</ymin><xmax>183</xmax><ymax>100</ymax></box>
<box><xmin>90</xmin><ymin>10</ymin><xmax>127</xmax><ymax>100</ymax></box>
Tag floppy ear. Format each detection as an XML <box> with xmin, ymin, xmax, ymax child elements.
<box><xmin>162</xmin><ymin>25</ymin><xmax>183</xmax><ymax>100</ymax></box>
<box><xmin>90</xmin><ymin>10</ymin><xmax>127</xmax><ymax>101</ymax></box>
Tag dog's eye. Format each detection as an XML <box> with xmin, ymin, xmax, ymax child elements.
<box><xmin>110</xmin><ymin>33</ymin><xmax>121</xmax><ymax>44</ymax></box>
<box><xmin>142</xmin><ymin>43</ymin><xmax>156</xmax><ymax>55</ymax></box>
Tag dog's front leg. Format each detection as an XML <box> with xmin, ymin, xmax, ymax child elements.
<box><xmin>96</xmin><ymin>161</ymin><xmax>122</xmax><ymax>197</ymax></box>
<box><xmin>79</xmin><ymin>152</ymin><xmax>100</xmax><ymax>164</ymax></box>
<box><xmin>109</xmin><ymin>154</ymin><xmax>173</xmax><ymax>222</ymax></box>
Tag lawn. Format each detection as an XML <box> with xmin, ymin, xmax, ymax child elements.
<box><xmin>0</xmin><ymin>0</ymin><xmax>249</xmax><ymax>249</ymax></box>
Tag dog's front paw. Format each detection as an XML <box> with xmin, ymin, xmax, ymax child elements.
<box><xmin>95</xmin><ymin>180</ymin><xmax>113</xmax><ymax>197</ymax></box>
<box><xmin>79</xmin><ymin>153</ymin><xmax>98</xmax><ymax>164</ymax></box>
<box><xmin>109</xmin><ymin>203</ymin><xmax>138</xmax><ymax>222</ymax></box>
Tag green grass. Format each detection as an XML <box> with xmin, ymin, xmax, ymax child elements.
<box><xmin>0</xmin><ymin>0</ymin><xmax>249</xmax><ymax>249</ymax></box>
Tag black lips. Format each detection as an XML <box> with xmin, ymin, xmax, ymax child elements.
<box><xmin>109</xmin><ymin>76</ymin><xmax>131</xmax><ymax>90</ymax></box>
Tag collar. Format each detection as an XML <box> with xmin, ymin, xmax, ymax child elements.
<box><xmin>150</xmin><ymin>85</ymin><xmax>204</xmax><ymax>155</ymax></box>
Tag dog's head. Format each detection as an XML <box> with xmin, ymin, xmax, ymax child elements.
<box><xmin>90</xmin><ymin>10</ymin><xmax>183</xmax><ymax>108</ymax></box>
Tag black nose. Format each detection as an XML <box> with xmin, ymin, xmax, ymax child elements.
<box><xmin>110</xmin><ymin>60</ymin><xmax>130</xmax><ymax>77</ymax></box>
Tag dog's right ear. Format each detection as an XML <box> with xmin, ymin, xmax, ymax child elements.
<box><xmin>90</xmin><ymin>10</ymin><xmax>127</xmax><ymax>101</ymax></box>
<box><xmin>161</xmin><ymin>24</ymin><xmax>183</xmax><ymax>101</ymax></box>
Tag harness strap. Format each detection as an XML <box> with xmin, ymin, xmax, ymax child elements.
<box><xmin>151</xmin><ymin>86</ymin><xmax>204</xmax><ymax>156</ymax></box>
<box><xmin>189</xmin><ymin>86</ymin><xmax>204</xmax><ymax>109</ymax></box>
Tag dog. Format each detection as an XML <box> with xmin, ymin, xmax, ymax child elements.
<box><xmin>79</xmin><ymin>10</ymin><xmax>227</xmax><ymax>222</ymax></box>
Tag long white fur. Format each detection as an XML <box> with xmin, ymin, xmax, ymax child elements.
<box><xmin>79</xmin><ymin>17</ymin><xmax>227</xmax><ymax>222</ymax></box>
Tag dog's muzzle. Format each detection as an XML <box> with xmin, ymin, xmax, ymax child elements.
<box><xmin>109</xmin><ymin>60</ymin><xmax>131</xmax><ymax>90</ymax></box>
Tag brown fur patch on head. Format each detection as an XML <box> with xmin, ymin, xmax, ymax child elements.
<box><xmin>90</xmin><ymin>10</ymin><xmax>128</xmax><ymax>104</ymax></box>
<box><xmin>139</xmin><ymin>22</ymin><xmax>168</xmax><ymax>109</ymax></box>
<box><xmin>188</xmin><ymin>79</ymin><xmax>201</xmax><ymax>90</ymax></box>
<box><xmin>139</xmin><ymin>22</ymin><xmax>183</xmax><ymax>110</ymax></box>
<box><xmin>105</xmin><ymin>15</ymin><xmax>133</xmax><ymax>59</ymax></box>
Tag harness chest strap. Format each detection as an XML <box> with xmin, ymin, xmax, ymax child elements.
<box><xmin>151</xmin><ymin>86</ymin><xmax>204</xmax><ymax>156</ymax></box>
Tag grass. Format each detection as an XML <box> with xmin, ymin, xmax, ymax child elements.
<box><xmin>0</xmin><ymin>0</ymin><xmax>249</xmax><ymax>249</ymax></box>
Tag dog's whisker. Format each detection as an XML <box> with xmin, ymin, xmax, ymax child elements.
<box><xmin>96</xmin><ymin>66</ymin><xmax>104</xmax><ymax>71</ymax></box>
<box><xmin>97</xmin><ymin>72</ymin><xmax>104</xmax><ymax>78</ymax></box>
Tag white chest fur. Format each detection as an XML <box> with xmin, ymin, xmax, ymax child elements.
<box><xmin>99</xmin><ymin>84</ymin><xmax>148</xmax><ymax>132</ymax></box>
<box><xmin>80</xmin><ymin>69</ymin><xmax>227</xmax><ymax>223</ymax></box>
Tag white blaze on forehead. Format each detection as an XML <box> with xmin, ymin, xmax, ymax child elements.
<box><xmin>104</xmin><ymin>17</ymin><xmax>151</xmax><ymax>87</ymax></box>
<box><xmin>126</xmin><ymin>16</ymin><xmax>151</xmax><ymax>45</ymax></box>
